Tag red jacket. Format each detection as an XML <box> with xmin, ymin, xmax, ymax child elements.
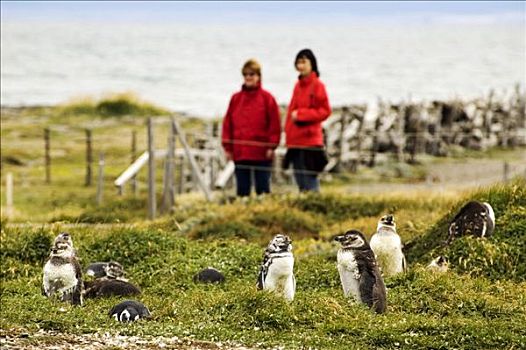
<box><xmin>285</xmin><ymin>72</ymin><xmax>331</xmax><ymax>147</ymax></box>
<box><xmin>222</xmin><ymin>83</ymin><xmax>281</xmax><ymax>161</ymax></box>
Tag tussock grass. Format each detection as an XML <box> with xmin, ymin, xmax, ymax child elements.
<box><xmin>406</xmin><ymin>178</ymin><xmax>526</xmax><ymax>281</ymax></box>
<box><xmin>58</xmin><ymin>92</ymin><xmax>169</xmax><ymax>118</ymax></box>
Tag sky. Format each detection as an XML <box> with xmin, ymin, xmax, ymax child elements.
<box><xmin>1</xmin><ymin>1</ymin><xmax>525</xmax><ymax>24</ymax></box>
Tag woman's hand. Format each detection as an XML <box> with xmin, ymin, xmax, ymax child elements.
<box><xmin>266</xmin><ymin>149</ymin><xmax>274</xmax><ymax>159</ymax></box>
<box><xmin>291</xmin><ymin>110</ymin><xmax>298</xmax><ymax>121</ymax></box>
<box><xmin>225</xmin><ymin>151</ymin><xmax>233</xmax><ymax>161</ymax></box>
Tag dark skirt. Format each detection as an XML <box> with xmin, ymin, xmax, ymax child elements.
<box><xmin>283</xmin><ymin>147</ymin><xmax>328</xmax><ymax>173</ymax></box>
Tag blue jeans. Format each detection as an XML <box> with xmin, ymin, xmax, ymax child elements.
<box><xmin>234</xmin><ymin>160</ymin><xmax>272</xmax><ymax>197</ymax></box>
<box><xmin>291</xmin><ymin>151</ymin><xmax>320</xmax><ymax>192</ymax></box>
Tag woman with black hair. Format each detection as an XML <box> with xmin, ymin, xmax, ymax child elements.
<box><xmin>284</xmin><ymin>49</ymin><xmax>331</xmax><ymax>192</ymax></box>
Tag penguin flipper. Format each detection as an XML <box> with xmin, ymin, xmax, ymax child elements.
<box><xmin>72</xmin><ymin>281</ymin><xmax>83</xmax><ymax>306</ymax></box>
<box><xmin>359</xmin><ymin>268</ymin><xmax>376</xmax><ymax>308</ymax></box>
<box><xmin>372</xmin><ymin>277</ymin><xmax>387</xmax><ymax>314</ymax></box>
<box><xmin>256</xmin><ymin>266</ymin><xmax>266</xmax><ymax>290</ymax></box>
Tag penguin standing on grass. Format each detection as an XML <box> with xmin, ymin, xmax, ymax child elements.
<box><xmin>257</xmin><ymin>234</ymin><xmax>296</xmax><ymax>302</ymax></box>
<box><xmin>335</xmin><ymin>230</ymin><xmax>387</xmax><ymax>314</ymax></box>
<box><xmin>370</xmin><ymin>214</ymin><xmax>406</xmax><ymax>277</ymax></box>
<box><xmin>43</xmin><ymin>236</ymin><xmax>83</xmax><ymax>306</ymax></box>
<box><xmin>447</xmin><ymin>201</ymin><xmax>495</xmax><ymax>244</ymax></box>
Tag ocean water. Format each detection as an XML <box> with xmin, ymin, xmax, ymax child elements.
<box><xmin>1</xmin><ymin>20</ymin><xmax>524</xmax><ymax>118</ymax></box>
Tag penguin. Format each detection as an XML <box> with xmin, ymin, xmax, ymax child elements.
<box><xmin>193</xmin><ymin>267</ymin><xmax>225</xmax><ymax>284</ymax></box>
<box><xmin>42</xmin><ymin>241</ymin><xmax>83</xmax><ymax>306</ymax></box>
<box><xmin>84</xmin><ymin>261</ymin><xmax>138</xmax><ymax>298</ymax></box>
<box><xmin>447</xmin><ymin>201</ymin><xmax>495</xmax><ymax>244</ymax></box>
<box><xmin>334</xmin><ymin>230</ymin><xmax>387</xmax><ymax>314</ymax></box>
<box><xmin>109</xmin><ymin>300</ymin><xmax>151</xmax><ymax>322</ymax></box>
<box><xmin>84</xmin><ymin>278</ymin><xmax>140</xmax><ymax>299</ymax></box>
<box><xmin>257</xmin><ymin>234</ymin><xmax>296</xmax><ymax>302</ymax></box>
<box><xmin>86</xmin><ymin>261</ymin><xmax>125</xmax><ymax>279</ymax></box>
<box><xmin>426</xmin><ymin>256</ymin><xmax>449</xmax><ymax>273</ymax></box>
<box><xmin>369</xmin><ymin>214</ymin><xmax>406</xmax><ymax>277</ymax></box>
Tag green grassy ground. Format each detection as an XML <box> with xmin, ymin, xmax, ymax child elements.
<box><xmin>2</xmin><ymin>99</ymin><xmax>525</xmax><ymax>349</ymax></box>
<box><xmin>1</xmin><ymin>180</ymin><xmax>525</xmax><ymax>349</ymax></box>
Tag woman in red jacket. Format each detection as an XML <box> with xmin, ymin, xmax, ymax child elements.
<box><xmin>222</xmin><ymin>59</ymin><xmax>281</xmax><ymax>197</ymax></box>
<box><xmin>285</xmin><ymin>49</ymin><xmax>331</xmax><ymax>192</ymax></box>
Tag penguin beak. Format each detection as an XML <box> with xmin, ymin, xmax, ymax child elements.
<box><xmin>334</xmin><ymin>235</ymin><xmax>344</xmax><ymax>242</ymax></box>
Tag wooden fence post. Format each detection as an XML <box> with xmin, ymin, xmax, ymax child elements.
<box><xmin>161</xmin><ymin>124</ymin><xmax>175</xmax><ymax>213</ymax></box>
<box><xmin>337</xmin><ymin>107</ymin><xmax>348</xmax><ymax>172</ymax></box>
<box><xmin>172</xmin><ymin>118</ymin><xmax>212</xmax><ymax>201</ymax></box>
<box><xmin>147</xmin><ymin>117</ymin><xmax>156</xmax><ymax>219</ymax></box>
<box><xmin>131</xmin><ymin>130</ymin><xmax>137</xmax><ymax>195</ymax></box>
<box><xmin>178</xmin><ymin>155</ymin><xmax>186</xmax><ymax>194</ymax></box>
<box><xmin>503</xmin><ymin>162</ymin><xmax>510</xmax><ymax>183</ymax></box>
<box><xmin>85</xmin><ymin>129</ymin><xmax>93</xmax><ymax>186</ymax></box>
<box><xmin>97</xmin><ymin>153</ymin><xmax>104</xmax><ymax>206</ymax></box>
<box><xmin>44</xmin><ymin>128</ymin><xmax>51</xmax><ymax>184</ymax></box>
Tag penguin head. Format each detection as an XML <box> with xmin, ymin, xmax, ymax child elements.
<box><xmin>427</xmin><ymin>255</ymin><xmax>449</xmax><ymax>272</ymax></box>
<box><xmin>50</xmin><ymin>242</ymin><xmax>74</xmax><ymax>258</ymax></box>
<box><xmin>436</xmin><ymin>256</ymin><xmax>447</xmax><ymax>265</ymax></box>
<box><xmin>54</xmin><ymin>232</ymin><xmax>74</xmax><ymax>248</ymax></box>
<box><xmin>334</xmin><ymin>230</ymin><xmax>368</xmax><ymax>249</ymax></box>
<box><xmin>104</xmin><ymin>261</ymin><xmax>125</xmax><ymax>279</ymax></box>
<box><xmin>377</xmin><ymin>214</ymin><xmax>396</xmax><ymax>232</ymax></box>
<box><xmin>267</xmin><ymin>234</ymin><xmax>292</xmax><ymax>253</ymax></box>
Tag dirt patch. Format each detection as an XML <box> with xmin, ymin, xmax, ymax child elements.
<box><xmin>342</xmin><ymin>155</ymin><xmax>526</xmax><ymax>194</ymax></box>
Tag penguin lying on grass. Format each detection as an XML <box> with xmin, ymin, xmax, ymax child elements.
<box><xmin>370</xmin><ymin>214</ymin><xmax>406</xmax><ymax>277</ymax></box>
<box><xmin>335</xmin><ymin>230</ymin><xmax>387</xmax><ymax>314</ymax></box>
<box><xmin>43</xmin><ymin>235</ymin><xmax>83</xmax><ymax>306</ymax></box>
<box><xmin>193</xmin><ymin>267</ymin><xmax>225</xmax><ymax>284</ymax></box>
<box><xmin>257</xmin><ymin>234</ymin><xmax>296</xmax><ymax>302</ymax></box>
<box><xmin>84</xmin><ymin>261</ymin><xmax>140</xmax><ymax>298</ymax></box>
<box><xmin>109</xmin><ymin>300</ymin><xmax>151</xmax><ymax>322</ymax></box>
<box><xmin>84</xmin><ymin>279</ymin><xmax>141</xmax><ymax>299</ymax></box>
<box><xmin>447</xmin><ymin>201</ymin><xmax>495</xmax><ymax>244</ymax></box>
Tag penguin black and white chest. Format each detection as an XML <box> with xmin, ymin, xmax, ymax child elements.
<box><xmin>257</xmin><ymin>234</ymin><xmax>296</xmax><ymax>301</ymax></box>
<box><xmin>42</xmin><ymin>241</ymin><xmax>83</xmax><ymax>306</ymax></box>
<box><xmin>369</xmin><ymin>214</ymin><xmax>406</xmax><ymax>277</ymax></box>
<box><xmin>335</xmin><ymin>230</ymin><xmax>387</xmax><ymax>314</ymax></box>
<box><xmin>447</xmin><ymin>201</ymin><xmax>495</xmax><ymax>244</ymax></box>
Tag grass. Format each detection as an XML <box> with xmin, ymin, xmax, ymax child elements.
<box><xmin>1</xmin><ymin>181</ymin><xmax>526</xmax><ymax>349</ymax></box>
<box><xmin>1</xmin><ymin>100</ymin><xmax>525</xmax><ymax>348</ymax></box>
<box><xmin>56</xmin><ymin>92</ymin><xmax>170</xmax><ymax>118</ymax></box>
